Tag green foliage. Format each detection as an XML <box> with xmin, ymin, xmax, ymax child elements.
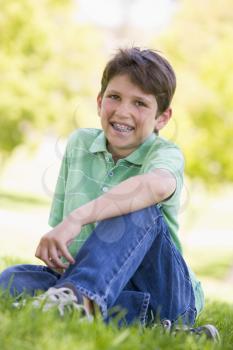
<box><xmin>186</xmin><ymin>249</ymin><xmax>233</xmax><ymax>280</ymax></box>
<box><xmin>155</xmin><ymin>0</ymin><xmax>233</xmax><ymax>185</ymax></box>
<box><xmin>1</xmin><ymin>0</ymin><xmax>233</xmax><ymax>186</ymax></box>
<box><xmin>0</xmin><ymin>258</ymin><xmax>232</xmax><ymax>349</ymax></box>
<box><xmin>0</xmin><ymin>292</ymin><xmax>232</xmax><ymax>349</ymax></box>
<box><xmin>0</xmin><ymin>0</ymin><xmax>104</xmax><ymax>158</ymax></box>
<box><xmin>0</xmin><ymin>256</ymin><xmax>29</xmax><ymax>271</ymax></box>
<box><xmin>0</xmin><ymin>189</ymin><xmax>50</xmax><ymax>209</ymax></box>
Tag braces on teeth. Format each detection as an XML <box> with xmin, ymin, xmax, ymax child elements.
<box><xmin>113</xmin><ymin>123</ymin><xmax>133</xmax><ymax>132</ymax></box>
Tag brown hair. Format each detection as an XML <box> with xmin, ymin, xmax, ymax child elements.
<box><xmin>100</xmin><ymin>47</ymin><xmax>176</xmax><ymax>117</ymax></box>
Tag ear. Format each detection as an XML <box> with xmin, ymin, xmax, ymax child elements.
<box><xmin>97</xmin><ymin>93</ymin><xmax>102</xmax><ymax>116</ymax></box>
<box><xmin>155</xmin><ymin>108</ymin><xmax>172</xmax><ymax>131</ymax></box>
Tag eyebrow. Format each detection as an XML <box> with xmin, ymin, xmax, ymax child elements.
<box><xmin>106</xmin><ymin>89</ymin><xmax>153</xmax><ymax>104</ymax></box>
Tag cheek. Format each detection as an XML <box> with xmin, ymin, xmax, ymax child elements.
<box><xmin>101</xmin><ymin>100</ymin><xmax>114</xmax><ymax>116</ymax></box>
<box><xmin>139</xmin><ymin>115</ymin><xmax>156</xmax><ymax>133</ymax></box>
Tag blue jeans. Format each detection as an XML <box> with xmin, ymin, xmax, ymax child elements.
<box><xmin>0</xmin><ymin>205</ymin><xmax>196</xmax><ymax>326</ymax></box>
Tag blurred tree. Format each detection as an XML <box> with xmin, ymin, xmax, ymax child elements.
<box><xmin>153</xmin><ymin>0</ymin><xmax>233</xmax><ymax>185</ymax></box>
<box><xmin>0</xmin><ymin>0</ymin><xmax>104</xmax><ymax>160</ymax></box>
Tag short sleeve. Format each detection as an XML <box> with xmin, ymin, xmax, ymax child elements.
<box><xmin>48</xmin><ymin>143</ymin><xmax>69</xmax><ymax>227</ymax></box>
<box><xmin>141</xmin><ymin>145</ymin><xmax>185</xmax><ymax>204</ymax></box>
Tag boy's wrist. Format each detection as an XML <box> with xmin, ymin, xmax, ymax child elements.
<box><xmin>65</xmin><ymin>207</ymin><xmax>89</xmax><ymax>228</ymax></box>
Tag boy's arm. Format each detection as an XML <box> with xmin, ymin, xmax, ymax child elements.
<box><xmin>35</xmin><ymin>169</ymin><xmax>176</xmax><ymax>269</ymax></box>
<box><xmin>75</xmin><ymin>168</ymin><xmax>175</xmax><ymax>225</ymax></box>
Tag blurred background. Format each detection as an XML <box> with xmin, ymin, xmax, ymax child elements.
<box><xmin>0</xmin><ymin>0</ymin><xmax>232</xmax><ymax>303</ymax></box>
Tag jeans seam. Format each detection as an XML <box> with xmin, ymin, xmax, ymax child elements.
<box><xmin>173</xmin><ymin>305</ymin><xmax>197</xmax><ymax>325</ymax></box>
<box><xmin>151</xmin><ymin>212</ymin><xmax>162</xmax><ymax>225</ymax></box>
<box><xmin>163</xmin><ymin>229</ymin><xmax>191</xmax><ymax>283</ymax></box>
<box><xmin>139</xmin><ymin>292</ymin><xmax>150</xmax><ymax>326</ymax></box>
<box><xmin>57</xmin><ymin>281</ymin><xmax>108</xmax><ymax>318</ymax></box>
<box><xmin>75</xmin><ymin>284</ymin><xmax>108</xmax><ymax>318</ymax></box>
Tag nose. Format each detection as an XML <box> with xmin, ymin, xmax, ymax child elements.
<box><xmin>115</xmin><ymin>101</ymin><xmax>132</xmax><ymax>118</ymax></box>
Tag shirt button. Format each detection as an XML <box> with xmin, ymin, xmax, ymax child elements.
<box><xmin>102</xmin><ymin>186</ymin><xmax>108</xmax><ymax>192</ymax></box>
<box><xmin>108</xmin><ymin>171</ymin><xmax>113</xmax><ymax>177</ymax></box>
<box><xmin>105</xmin><ymin>156</ymin><xmax>110</xmax><ymax>161</ymax></box>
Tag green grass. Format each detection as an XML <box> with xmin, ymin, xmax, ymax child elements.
<box><xmin>0</xmin><ymin>294</ymin><xmax>232</xmax><ymax>350</ymax></box>
<box><xmin>0</xmin><ymin>257</ymin><xmax>232</xmax><ymax>350</ymax></box>
<box><xmin>0</xmin><ymin>258</ymin><xmax>233</xmax><ymax>350</ymax></box>
<box><xmin>0</xmin><ymin>190</ymin><xmax>233</xmax><ymax>350</ymax></box>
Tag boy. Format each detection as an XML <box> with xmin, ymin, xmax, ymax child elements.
<box><xmin>0</xmin><ymin>48</ymin><xmax>218</xmax><ymax>338</ymax></box>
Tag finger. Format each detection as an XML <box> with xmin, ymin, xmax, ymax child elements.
<box><xmin>57</xmin><ymin>249</ymin><xmax>63</xmax><ymax>259</ymax></box>
<box><xmin>35</xmin><ymin>245</ymin><xmax>47</xmax><ymax>264</ymax></box>
<box><xmin>35</xmin><ymin>243</ymin><xmax>50</xmax><ymax>265</ymax></box>
<box><xmin>47</xmin><ymin>258</ymin><xmax>63</xmax><ymax>270</ymax></box>
<box><xmin>46</xmin><ymin>259</ymin><xmax>58</xmax><ymax>269</ymax></box>
<box><xmin>37</xmin><ymin>245</ymin><xmax>57</xmax><ymax>269</ymax></box>
<box><xmin>49</xmin><ymin>245</ymin><xmax>69</xmax><ymax>269</ymax></box>
<box><xmin>58</xmin><ymin>243</ymin><xmax>75</xmax><ymax>265</ymax></box>
<box><xmin>35</xmin><ymin>243</ymin><xmax>42</xmax><ymax>259</ymax></box>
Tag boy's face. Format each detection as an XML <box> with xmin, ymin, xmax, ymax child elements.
<box><xmin>97</xmin><ymin>74</ymin><xmax>171</xmax><ymax>159</ymax></box>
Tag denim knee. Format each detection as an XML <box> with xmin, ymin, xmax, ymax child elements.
<box><xmin>0</xmin><ymin>264</ymin><xmax>59</xmax><ymax>296</ymax></box>
<box><xmin>0</xmin><ymin>265</ymin><xmax>19</xmax><ymax>293</ymax></box>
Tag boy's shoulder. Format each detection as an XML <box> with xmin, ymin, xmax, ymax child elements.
<box><xmin>142</xmin><ymin>134</ymin><xmax>184</xmax><ymax>169</ymax></box>
<box><xmin>152</xmin><ymin>135</ymin><xmax>183</xmax><ymax>154</ymax></box>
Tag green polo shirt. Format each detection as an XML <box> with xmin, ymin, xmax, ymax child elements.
<box><xmin>49</xmin><ymin>128</ymin><xmax>184</xmax><ymax>253</ymax></box>
<box><xmin>49</xmin><ymin>128</ymin><xmax>204</xmax><ymax>314</ymax></box>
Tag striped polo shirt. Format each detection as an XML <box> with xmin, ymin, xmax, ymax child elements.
<box><xmin>49</xmin><ymin>128</ymin><xmax>184</xmax><ymax>255</ymax></box>
<box><xmin>48</xmin><ymin>128</ymin><xmax>204</xmax><ymax>315</ymax></box>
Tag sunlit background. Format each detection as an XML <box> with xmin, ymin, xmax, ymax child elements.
<box><xmin>0</xmin><ymin>0</ymin><xmax>232</xmax><ymax>303</ymax></box>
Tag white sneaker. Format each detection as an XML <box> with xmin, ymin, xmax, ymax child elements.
<box><xmin>161</xmin><ymin>320</ymin><xmax>220</xmax><ymax>342</ymax></box>
<box><xmin>32</xmin><ymin>287</ymin><xmax>93</xmax><ymax>321</ymax></box>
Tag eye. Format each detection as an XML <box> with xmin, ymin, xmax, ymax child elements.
<box><xmin>135</xmin><ymin>100</ymin><xmax>147</xmax><ymax>107</ymax></box>
<box><xmin>108</xmin><ymin>94</ymin><xmax>120</xmax><ymax>100</ymax></box>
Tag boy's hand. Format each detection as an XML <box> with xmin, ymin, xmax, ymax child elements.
<box><xmin>35</xmin><ymin>218</ymin><xmax>81</xmax><ymax>269</ymax></box>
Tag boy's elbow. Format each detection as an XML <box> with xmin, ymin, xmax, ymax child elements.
<box><xmin>157</xmin><ymin>181</ymin><xmax>176</xmax><ymax>201</ymax></box>
<box><xmin>146</xmin><ymin>170</ymin><xmax>177</xmax><ymax>202</ymax></box>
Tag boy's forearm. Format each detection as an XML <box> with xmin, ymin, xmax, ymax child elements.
<box><xmin>66</xmin><ymin>169</ymin><xmax>176</xmax><ymax>227</ymax></box>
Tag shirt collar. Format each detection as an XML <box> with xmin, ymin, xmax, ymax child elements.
<box><xmin>89</xmin><ymin>130</ymin><xmax>108</xmax><ymax>153</ymax></box>
<box><xmin>125</xmin><ymin>133</ymin><xmax>156</xmax><ymax>165</ymax></box>
<box><xmin>89</xmin><ymin>130</ymin><xmax>156</xmax><ymax>165</ymax></box>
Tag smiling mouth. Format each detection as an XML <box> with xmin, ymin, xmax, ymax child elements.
<box><xmin>110</xmin><ymin>122</ymin><xmax>135</xmax><ymax>133</ymax></box>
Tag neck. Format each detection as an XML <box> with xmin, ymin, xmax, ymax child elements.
<box><xmin>107</xmin><ymin>143</ymin><xmax>133</xmax><ymax>162</ymax></box>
